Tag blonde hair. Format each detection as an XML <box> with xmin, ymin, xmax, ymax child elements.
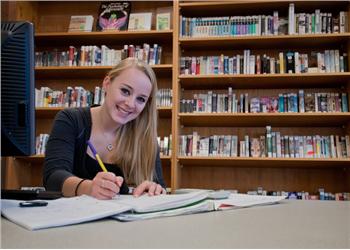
<box><xmin>107</xmin><ymin>58</ymin><xmax>158</xmax><ymax>185</ymax></box>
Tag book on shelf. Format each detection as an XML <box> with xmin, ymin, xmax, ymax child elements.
<box><xmin>96</xmin><ymin>1</ymin><xmax>131</xmax><ymax>31</ymax></box>
<box><xmin>68</xmin><ymin>15</ymin><xmax>94</xmax><ymax>32</ymax></box>
<box><xmin>128</xmin><ymin>12</ymin><xmax>152</xmax><ymax>31</ymax></box>
<box><xmin>156</xmin><ymin>12</ymin><xmax>171</xmax><ymax>31</ymax></box>
<box><xmin>1</xmin><ymin>190</ymin><xmax>286</xmax><ymax>230</ymax></box>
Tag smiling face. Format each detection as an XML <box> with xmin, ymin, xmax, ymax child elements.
<box><xmin>103</xmin><ymin>67</ymin><xmax>152</xmax><ymax>127</ymax></box>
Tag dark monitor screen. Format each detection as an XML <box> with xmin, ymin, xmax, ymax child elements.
<box><xmin>1</xmin><ymin>21</ymin><xmax>35</xmax><ymax>156</ymax></box>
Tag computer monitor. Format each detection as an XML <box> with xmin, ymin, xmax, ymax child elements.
<box><xmin>1</xmin><ymin>21</ymin><xmax>35</xmax><ymax>156</ymax></box>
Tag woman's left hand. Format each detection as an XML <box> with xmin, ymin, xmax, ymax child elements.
<box><xmin>133</xmin><ymin>181</ymin><xmax>166</xmax><ymax>197</ymax></box>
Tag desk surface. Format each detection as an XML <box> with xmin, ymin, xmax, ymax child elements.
<box><xmin>1</xmin><ymin>199</ymin><xmax>350</xmax><ymax>248</ymax></box>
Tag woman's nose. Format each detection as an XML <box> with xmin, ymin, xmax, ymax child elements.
<box><xmin>125</xmin><ymin>96</ymin><xmax>135</xmax><ymax>109</ymax></box>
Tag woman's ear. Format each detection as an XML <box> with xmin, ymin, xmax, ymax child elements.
<box><xmin>102</xmin><ymin>76</ymin><xmax>111</xmax><ymax>90</ymax></box>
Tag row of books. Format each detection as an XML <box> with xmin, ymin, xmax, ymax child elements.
<box><xmin>245</xmin><ymin>187</ymin><xmax>350</xmax><ymax>201</ymax></box>
<box><xmin>288</xmin><ymin>4</ymin><xmax>348</xmax><ymax>35</ymax></box>
<box><xmin>36</xmin><ymin>134</ymin><xmax>49</xmax><ymax>155</ymax></box>
<box><xmin>157</xmin><ymin>135</ymin><xmax>172</xmax><ymax>157</ymax></box>
<box><xmin>180</xmin><ymin>4</ymin><xmax>348</xmax><ymax>37</ymax></box>
<box><xmin>179</xmin><ymin>130</ymin><xmax>350</xmax><ymax>159</ymax></box>
<box><xmin>36</xmin><ymin>133</ymin><xmax>172</xmax><ymax>157</ymax></box>
<box><xmin>35</xmin><ymin>43</ymin><xmax>162</xmax><ymax>67</ymax></box>
<box><xmin>35</xmin><ymin>86</ymin><xmax>172</xmax><ymax>108</ymax></box>
<box><xmin>156</xmin><ymin>88</ymin><xmax>172</xmax><ymax>108</ymax></box>
<box><xmin>180</xmin><ymin>89</ymin><xmax>349</xmax><ymax>113</ymax></box>
<box><xmin>180</xmin><ymin>49</ymin><xmax>347</xmax><ymax>76</ymax></box>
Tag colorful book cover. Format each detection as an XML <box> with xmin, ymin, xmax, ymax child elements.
<box><xmin>250</xmin><ymin>138</ymin><xmax>260</xmax><ymax>158</ymax></box>
<box><xmin>97</xmin><ymin>2</ymin><xmax>131</xmax><ymax>31</ymax></box>
<box><xmin>305</xmin><ymin>93</ymin><xmax>315</xmax><ymax>112</ymax></box>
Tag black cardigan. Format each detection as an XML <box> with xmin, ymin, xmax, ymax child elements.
<box><xmin>43</xmin><ymin>107</ymin><xmax>165</xmax><ymax>193</ymax></box>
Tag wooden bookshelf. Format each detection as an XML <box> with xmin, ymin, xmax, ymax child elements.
<box><xmin>178</xmin><ymin>156</ymin><xmax>350</xmax><ymax>168</ymax></box>
<box><xmin>2</xmin><ymin>0</ymin><xmax>350</xmax><ymax>194</ymax></box>
<box><xmin>179</xmin><ymin>73</ymin><xmax>350</xmax><ymax>89</ymax></box>
<box><xmin>35</xmin><ymin>30</ymin><xmax>173</xmax><ymax>45</ymax></box>
<box><xmin>35</xmin><ymin>65</ymin><xmax>173</xmax><ymax>79</ymax></box>
<box><xmin>36</xmin><ymin>106</ymin><xmax>172</xmax><ymax>118</ymax></box>
<box><xmin>179</xmin><ymin>113</ymin><xmax>350</xmax><ymax>127</ymax></box>
<box><xmin>173</xmin><ymin>0</ymin><xmax>350</xmax><ymax>193</ymax></box>
<box><xmin>180</xmin><ymin>33</ymin><xmax>350</xmax><ymax>50</ymax></box>
<box><xmin>17</xmin><ymin>154</ymin><xmax>172</xmax><ymax>163</ymax></box>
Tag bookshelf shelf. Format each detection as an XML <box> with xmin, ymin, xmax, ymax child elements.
<box><xmin>17</xmin><ymin>154</ymin><xmax>172</xmax><ymax>163</ymax></box>
<box><xmin>35</xmin><ymin>30</ymin><xmax>173</xmax><ymax>45</ymax></box>
<box><xmin>157</xmin><ymin>107</ymin><xmax>172</xmax><ymax>118</ymax></box>
<box><xmin>35</xmin><ymin>65</ymin><xmax>173</xmax><ymax>79</ymax></box>
<box><xmin>179</xmin><ymin>33</ymin><xmax>350</xmax><ymax>50</ymax></box>
<box><xmin>36</xmin><ymin>106</ymin><xmax>172</xmax><ymax>119</ymax></box>
<box><xmin>179</xmin><ymin>1</ymin><xmax>348</xmax><ymax>15</ymax></box>
<box><xmin>179</xmin><ymin>73</ymin><xmax>350</xmax><ymax>89</ymax></box>
<box><xmin>178</xmin><ymin>156</ymin><xmax>350</xmax><ymax>168</ymax></box>
<box><xmin>179</xmin><ymin>112</ymin><xmax>350</xmax><ymax>127</ymax></box>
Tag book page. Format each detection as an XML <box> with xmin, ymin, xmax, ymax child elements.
<box><xmin>115</xmin><ymin>190</ymin><xmax>209</xmax><ymax>213</ymax></box>
<box><xmin>214</xmin><ymin>193</ymin><xmax>286</xmax><ymax>210</ymax></box>
<box><xmin>113</xmin><ymin>199</ymin><xmax>214</xmax><ymax>222</ymax></box>
<box><xmin>1</xmin><ymin>195</ymin><xmax>131</xmax><ymax>230</ymax></box>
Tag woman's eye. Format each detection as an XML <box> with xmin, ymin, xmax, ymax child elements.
<box><xmin>121</xmin><ymin>88</ymin><xmax>130</xmax><ymax>95</ymax></box>
<box><xmin>137</xmin><ymin>97</ymin><xmax>146</xmax><ymax>103</ymax></box>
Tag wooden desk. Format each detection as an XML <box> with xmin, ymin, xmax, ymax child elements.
<box><xmin>1</xmin><ymin>200</ymin><xmax>350</xmax><ymax>248</ymax></box>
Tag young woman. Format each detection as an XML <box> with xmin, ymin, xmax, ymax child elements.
<box><xmin>43</xmin><ymin>58</ymin><xmax>166</xmax><ymax>199</ymax></box>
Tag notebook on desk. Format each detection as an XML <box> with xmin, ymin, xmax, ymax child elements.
<box><xmin>1</xmin><ymin>189</ymin><xmax>62</xmax><ymax>200</ymax></box>
<box><xmin>1</xmin><ymin>190</ymin><xmax>286</xmax><ymax>230</ymax></box>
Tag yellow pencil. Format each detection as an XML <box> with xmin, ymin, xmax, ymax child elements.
<box><xmin>87</xmin><ymin>140</ymin><xmax>108</xmax><ymax>172</ymax></box>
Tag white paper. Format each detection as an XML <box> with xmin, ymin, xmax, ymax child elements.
<box><xmin>214</xmin><ymin>193</ymin><xmax>286</xmax><ymax>210</ymax></box>
<box><xmin>114</xmin><ymin>199</ymin><xmax>214</xmax><ymax>222</ymax></box>
<box><xmin>116</xmin><ymin>190</ymin><xmax>209</xmax><ymax>213</ymax></box>
<box><xmin>1</xmin><ymin>195</ymin><xmax>131</xmax><ymax>230</ymax></box>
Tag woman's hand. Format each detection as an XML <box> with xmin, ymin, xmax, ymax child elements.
<box><xmin>90</xmin><ymin>172</ymin><xmax>123</xmax><ymax>199</ymax></box>
<box><xmin>133</xmin><ymin>181</ymin><xmax>166</xmax><ymax>197</ymax></box>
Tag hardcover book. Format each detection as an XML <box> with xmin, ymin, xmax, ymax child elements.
<box><xmin>96</xmin><ymin>2</ymin><xmax>131</xmax><ymax>31</ymax></box>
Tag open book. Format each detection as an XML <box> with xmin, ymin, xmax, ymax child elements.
<box><xmin>1</xmin><ymin>190</ymin><xmax>286</xmax><ymax>230</ymax></box>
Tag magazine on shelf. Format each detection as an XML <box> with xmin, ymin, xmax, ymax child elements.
<box><xmin>96</xmin><ymin>1</ymin><xmax>131</xmax><ymax>31</ymax></box>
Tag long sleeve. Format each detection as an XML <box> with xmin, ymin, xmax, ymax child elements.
<box><xmin>43</xmin><ymin>110</ymin><xmax>78</xmax><ymax>191</ymax></box>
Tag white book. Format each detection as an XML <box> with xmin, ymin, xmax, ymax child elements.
<box><xmin>276</xmin><ymin>132</ymin><xmax>282</xmax><ymax>158</ymax></box>
<box><xmin>288</xmin><ymin>3</ymin><xmax>295</xmax><ymax>35</ymax></box>
<box><xmin>294</xmin><ymin>52</ymin><xmax>300</xmax><ymax>73</ymax></box>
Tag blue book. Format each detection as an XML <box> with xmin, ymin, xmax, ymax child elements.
<box><xmin>341</xmin><ymin>93</ymin><xmax>349</xmax><ymax>112</ymax></box>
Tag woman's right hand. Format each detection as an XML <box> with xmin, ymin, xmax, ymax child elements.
<box><xmin>90</xmin><ymin>172</ymin><xmax>123</xmax><ymax>199</ymax></box>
